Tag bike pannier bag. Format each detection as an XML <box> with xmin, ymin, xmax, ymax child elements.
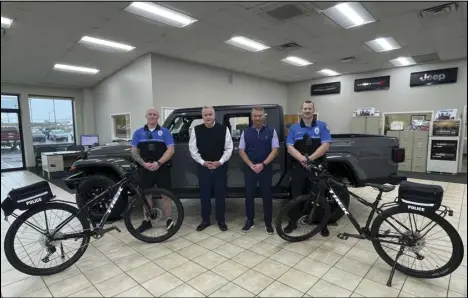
<box><xmin>398</xmin><ymin>181</ymin><xmax>443</xmax><ymax>213</ymax></box>
<box><xmin>7</xmin><ymin>181</ymin><xmax>54</xmax><ymax>211</ymax></box>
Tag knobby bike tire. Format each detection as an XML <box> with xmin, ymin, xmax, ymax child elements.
<box><xmin>275</xmin><ymin>194</ymin><xmax>330</xmax><ymax>242</ymax></box>
<box><xmin>123</xmin><ymin>188</ymin><xmax>184</xmax><ymax>243</ymax></box>
<box><xmin>4</xmin><ymin>202</ymin><xmax>91</xmax><ymax>276</ymax></box>
<box><xmin>370</xmin><ymin>206</ymin><xmax>464</xmax><ymax>279</ymax></box>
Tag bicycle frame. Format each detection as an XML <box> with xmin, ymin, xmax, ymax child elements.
<box><xmin>12</xmin><ymin>172</ymin><xmax>149</xmax><ymax>242</ymax></box>
<box><xmin>326</xmin><ymin>180</ymin><xmax>411</xmax><ymax>246</ymax></box>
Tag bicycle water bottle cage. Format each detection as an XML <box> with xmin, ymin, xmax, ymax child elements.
<box><xmin>397</xmin><ymin>181</ymin><xmax>443</xmax><ymax>214</ymax></box>
<box><xmin>1</xmin><ymin>181</ymin><xmax>54</xmax><ymax>216</ymax></box>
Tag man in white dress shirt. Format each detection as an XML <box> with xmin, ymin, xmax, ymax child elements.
<box><xmin>189</xmin><ymin>106</ymin><xmax>233</xmax><ymax>231</ymax></box>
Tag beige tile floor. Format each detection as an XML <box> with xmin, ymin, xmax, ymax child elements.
<box><xmin>1</xmin><ymin>171</ymin><xmax>467</xmax><ymax>297</ymax></box>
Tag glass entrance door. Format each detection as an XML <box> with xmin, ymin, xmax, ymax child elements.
<box><xmin>1</xmin><ymin>94</ymin><xmax>26</xmax><ymax>172</ymax></box>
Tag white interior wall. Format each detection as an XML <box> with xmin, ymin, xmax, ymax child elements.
<box><xmin>287</xmin><ymin>59</ymin><xmax>467</xmax><ymax>134</ymax></box>
<box><xmin>151</xmin><ymin>54</ymin><xmax>288</xmax><ymax>116</ymax></box>
<box><xmin>1</xmin><ymin>82</ymin><xmax>86</xmax><ymax>167</ymax></box>
<box><xmin>92</xmin><ymin>54</ymin><xmax>153</xmax><ymax>144</ymax></box>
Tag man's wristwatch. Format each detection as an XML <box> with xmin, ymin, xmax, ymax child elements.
<box><xmin>261</xmin><ymin>162</ymin><xmax>266</xmax><ymax>167</ymax></box>
<box><xmin>156</xmin><ymin>161</ymin><xmax>162</xmax><ymax>166</ymax></box>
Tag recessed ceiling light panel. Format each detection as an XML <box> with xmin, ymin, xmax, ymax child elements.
<box><xmin>323</xmin><ymin>2</ymin><xmax>376</xmax><ymax>29</ymax></box>
<box><xmin>318</xmin><ymin>69</ymin><xmax>341</xmax><ymax>76</ymax></box>
<box><xmin>365</xmin><ymin>37</ymin><xmax>401</xmax><ymax>52</ymax></box>
<box><xmin>79</xmin><ymin>36</ymin><xmax>135</xmax><ymax>52</ymax></box>
<box><xmin>53</xmin><ymin>64</ymin><xmax>100</xmax><ymax>75</ymax></box>
<box><xmin>1</xmin><ymin>16</ymin><xmax>13</xmax><ymax>29</ymax></box>
<box><xmin>281</xmin><ymin>56</ymin><xmax>313</xmax><ymax>66</ymax></box>
<box><xmin>125</xmin><ymin>2</ymin><xmax>198</xmax><ymax>28</ymax></box>
<box><xmin>225</xmin><ymin>36</ymin><xmax>270</xmax><ymax>52</ymax></box>
<box><xmin>389</xmin><ymin>57</ymin><xmax>416</xmax><ymax>67</ymax></box>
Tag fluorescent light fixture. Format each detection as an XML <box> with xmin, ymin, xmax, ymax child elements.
<box><xmin>125</xmin><ymin>2</ymin><xmax>197</xmax><ymax>28</ymax></box>
<box><xmin>281</xmin><ymin>56</ymin><xmax>313</xmax><ymax>67</ymax></box>
<box><xmin>389</xmin><ymin>57</ymin><xmax>416</xmax><ymax>67</ymax></box>
<box><xmin>323</xmin><ymin>2</ymin><xmax>376</xmax><ymax>29</ymax></box>
<box><xmin>1</xmin><ymin>17</ymin><xmax>13</xmax><ymax>29</ymax></box>
<box><xmin>365</xmin><ymin>37</ymin><xmax>401</xmax><ymax>52</ymax></box>
<box><xmin>53</xmin><ymin>64</ymin><xmax>100</xmax><ymax>75</ymax></box>
<box><xmin>318</xmin><ymin>69</ymin><xmax>341</xmax><ymax>76</ymax></box>
<box><xmin>79</xmin><ymin>36</ymin><xmax>135</xmax><ymax>52</ymax></box>
<box><xmin>225</xmin><ymin>36</ymin><xmax>270</xmax><ymax>52</ymax></box>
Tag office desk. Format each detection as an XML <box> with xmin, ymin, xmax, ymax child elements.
<box><xmin>41</xmin><ymin>151</ymin><xmax>82</xmax><ymax>179</ymax></box>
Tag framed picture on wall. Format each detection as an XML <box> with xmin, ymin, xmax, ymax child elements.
<box><xmin>411</xmin><ymin>115</ymin><xmax>426</xmax><ymax>124</ymax></box>
<box><xmin>110</xmin><ymin>113</ymin><xmax>131</xmax><ymax>141</ymax></box>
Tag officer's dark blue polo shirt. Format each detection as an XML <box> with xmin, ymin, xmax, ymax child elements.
<box><xmin>240</xmin><ymin>125</ymin><xmax>279</xmax><ymax>164</ymax></box>
<box><xmin>131</xmin><ymin>124</ymin><xmax>174</xmax><ymax>162</ymax></box>
<box><xmin>286</xmin><ymin>119</ymin><xmax>331</xmax><ymax>155</ymax></box>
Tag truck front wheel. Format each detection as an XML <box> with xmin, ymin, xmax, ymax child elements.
<box><xmin>76</xmin><ymin>175</ymin><xmax>128</xmax><ymax>222</ymax></box>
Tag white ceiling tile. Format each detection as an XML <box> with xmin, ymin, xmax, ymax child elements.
<box><xmin>0</xmin><ymin>2</ymin><xmax>465</xmax><ymax>87</ymax></box>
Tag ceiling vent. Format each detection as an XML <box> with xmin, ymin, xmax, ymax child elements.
<box><xmin>249</xmin><ymin>2</ymin><xmax>319</xmax><ymax>22</ymax></box>
<box><xmin>341</xmin><ymin>56</ymin><xmax>356</xmax><ymax>63</ymax></box>
<box><xmin>419</xmin><ymin>2</ymin><xmax>460</xmax><ymax>19</ymax></box>
<box><xmin>276</xmin><ymin>42</ymin><xmax>302</xmax><ymax>51</ymax></box>
<box><xmin>267</xmin><ymin>4</ymin><xmax>306</xmax><ymax>21</ymax></box>
<box><xmin>412</xmin><ymin>52</ymin><xmax>441</xmax><ymax>64</ymax></box>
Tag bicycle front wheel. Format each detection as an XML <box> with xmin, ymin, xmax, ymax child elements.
<box><xmin>4</xmin><ymin>202</ymin><xmax>91</xmax><ymax>276</ymax></box>
<box><xmin>124</xmin><ymin>188</ymin><xmax>184</xmax><ymax>243</ymax></box>
<box><xmin>371</xmin><ymin>206</ymin><xmax>464</xmax><ymax>279</ymax></box>
<box><xmin>275</xmin><ymin>194</ymin><xmax>330</xmax><ymax>242</ymax></box>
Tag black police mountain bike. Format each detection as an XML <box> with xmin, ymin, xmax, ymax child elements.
<box><xmin>1</xmin><ymin>163</ymin><xmax>184</xmax><ymax>276</ymax></box>
<box><xmin>275</xmin><ymin>161</ymin><xmax>464</xmax><ymax>286</ymax></box>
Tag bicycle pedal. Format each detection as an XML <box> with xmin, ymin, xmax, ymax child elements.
<box><xmin>448</xmin><ymin>210</ymin><xmax>453</xmax><ymax>216</ymax></box>
<box><xmin>337</xmin><ymin>233</ymin><xmax>349</xmax><ymax>240</ymax></box>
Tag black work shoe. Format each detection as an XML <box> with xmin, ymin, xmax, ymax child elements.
<box><xmin>166</xmin><ymin>219</ymin><xmax>174</xmax><ymax>230</ymax></box>
<box><xmin>242</xmin><ymin>221</ymin><xmax>255</xmax><ymax>233</ymax></box>
<box><xmin>284</xmin><ymin>221</ymin><xmax>297</xmax><ymax>234</ymax></box>
<box><xmin>196</xmin><ymin>222</ymin><xmax>211</xmax><ymax>232</ymax></box>
<box><xmin>218</xmin><ymin>222</ymin><xmax>228</xmax><ymax>232</ymax></box>
<box><xmin>265</xmin><ymin>224</ymin><xmax>274</xmax><ymax>235</ymax></box>
<box><xmin>321</xmin><ymin>226</ymin><xmax>330</xmax><ymax>237</ymax></box>
<box><xmin>136</xmin><ymin>220</ymin><xmax>152</xmax><ymax>233</ymax></box>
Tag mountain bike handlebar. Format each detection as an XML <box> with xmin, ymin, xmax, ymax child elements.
<box><xmin>304</xmin><ymin>160</ymin><xmax>346</xmax><ymax>188</ymax></box>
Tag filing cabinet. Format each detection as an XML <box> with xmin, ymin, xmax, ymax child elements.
<box><xmin>351</xmin><ymin>117</ymin><xmax>381</xmax><ymax>134</ymax></box>
<box><xmin>386</xmin><ymin>130</ymin><xmax>429</xmax><ymax>172</ymax></box>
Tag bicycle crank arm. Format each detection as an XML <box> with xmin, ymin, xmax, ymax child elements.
<box><xmin>336</xmin><ymin>233</ymin><xmax>365</xmax><ymax>240</ymax></box>
<box><xmin>93</xmin><ymin>226</ymin><xmax>121</xmax><ymax>237</ymax></box>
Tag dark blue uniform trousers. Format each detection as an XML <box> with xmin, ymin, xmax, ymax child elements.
<box><xmin>198</xmin><ymin>163</ymin><xmax>227</xmax><ymax>223</ymax></box>
<box><xmin>244</xmin><ymin>165</ymin><xmax>273</xmax><ymax>225</ymax></box>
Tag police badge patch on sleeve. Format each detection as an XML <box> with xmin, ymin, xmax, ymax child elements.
<box><xmin>158</xmin><ymin>130</ymin><xmax>163</xmax><ymax>136</ymax></box>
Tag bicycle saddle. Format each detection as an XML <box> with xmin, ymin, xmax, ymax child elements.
<box><xmin>365</xmin><ymin>183</ymin><xmax>395</xmax><ymax>193</ymax></box>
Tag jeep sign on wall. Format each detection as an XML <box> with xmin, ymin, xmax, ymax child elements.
<box><xmin>354</xmin><ymin>75</ymin><xmax>390</xmax><ymax>92</ymax></box>
<box><xmin>311</xmin><ymin>82</ymin><xmax>341</xmax><ymax>96</ymax></box>
<box><xmin>410</xmin><ymin>67</ymin><xmax>458</xmax><ymax>87</ymax></box>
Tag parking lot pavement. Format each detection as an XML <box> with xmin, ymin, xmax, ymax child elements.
<box><xmin>1</xmin><ymin>148</ymin><xmax>24</xmax><ymax>170</ymax></box>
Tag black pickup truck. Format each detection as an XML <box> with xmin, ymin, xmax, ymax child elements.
<box><xmin>64</xmin><ymin>104</ymin><xmax>406</xmax><ymax>222</ymax></box>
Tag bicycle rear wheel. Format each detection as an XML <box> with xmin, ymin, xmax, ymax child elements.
<box><xmin>275</xmin><ymin>194</ymin><xmax>330</xmax><ymax>242</ymax></box>
<box><xmin>370</xmin><ymin>206</ymin><xmax>464</xmax><ymax>279</ymax></box>
<box><xmin>124</xmin><ymin>188</ymin><xmax>184</xmax><ymax>243</ymax></box>
<box><xmin>4</xmin><ymin>202</ymin><xmax>91</xmax><ymax>276</ymax></box>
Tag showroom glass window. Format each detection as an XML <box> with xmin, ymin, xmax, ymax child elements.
<box><xmin>29</xmin><ymin>96</ymin><xmax>76</xmax><ymax>145</ymax></box>
<box><xmin>1</xmin><ymin>94</ymin><xmax>26</xmax><ymax>171</ymax></box>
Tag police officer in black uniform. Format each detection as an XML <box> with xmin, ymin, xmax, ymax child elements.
<box><xmin>285</xmin><ymin>100</ymin><xmax>332</xmax><ymax>236</ymax></box>
<box><xmin>131</xmin><ymin>107</ymin><xmax>175</xmax><ymax>233</ymax></box>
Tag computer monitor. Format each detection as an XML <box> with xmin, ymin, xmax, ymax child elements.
<box><xmin>81</xmin><ymin>135</ymin><xmax>99</xmax><ymax>146</ymax></box>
